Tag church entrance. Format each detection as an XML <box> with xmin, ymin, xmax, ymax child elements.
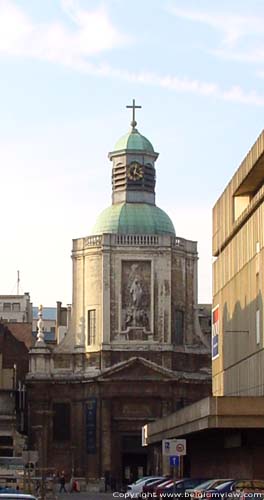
<box><xmin>121</xmin><ymin>435</ymin><xmax>148</xmax><ymax>484</ymax></box>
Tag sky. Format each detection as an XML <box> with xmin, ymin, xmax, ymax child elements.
<box><xmin>1</xmin><ymin>0</ymin><xmax>264</xmax><ymax>306</ymax></box>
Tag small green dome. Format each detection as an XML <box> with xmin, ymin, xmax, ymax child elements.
<box><xmin>91</xmin><ymin>203</ymin><xmax>175</xmax><ymax>236</ymax></box>
<box><xmin>114</xmin><ymin>129</ymin><xmax>154</xmax><ymax>153</ymax></box>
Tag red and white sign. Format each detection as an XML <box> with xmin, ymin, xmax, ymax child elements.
<box><xmin>175</xmin><ymin>439</ymin><xmax>186</xmax><ymax>456</ymax></box>
<box><xmin>162</xmin><ymin>439</ymin><xmax>186</xmax><ymax>456</ymax></box>
<box><xmin>212</xmin><ymin>304</ymin><xmax>219</xmax><ymax>359</ymax></box>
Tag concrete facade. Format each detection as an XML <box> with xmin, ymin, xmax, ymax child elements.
<box><xmin>212</xmin><ymin>130</ymin><xmax>264</xmax><ymax>396</ymax></box>
<box><xmin>144</xmin><ymin>129</ymin><xmax>264</xmax><ymax>480</ymax></box>
<box><xmin>0</xmin><ymin>293</ymin><xmax>32</xmax><ymax>324</ymax></box>
<box><xmin>146</xmin><ymin>396</ymin><xmax>264</xmax><ymax>478</ymax></box>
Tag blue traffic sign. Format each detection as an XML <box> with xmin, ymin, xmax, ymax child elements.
<box><xmin>169</xmin><ymin>455</ymin><xmax>179</xmax><ymax>466</ymax></box>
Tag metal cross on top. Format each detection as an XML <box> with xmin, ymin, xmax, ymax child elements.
<box><xmin>126</xmin><ymin>99</ymin><xmax>142</xmax><ymax>129</ymax></box>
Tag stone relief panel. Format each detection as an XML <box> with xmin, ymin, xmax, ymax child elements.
<box><xmin>121</xmin><ymin>260</ymin><xmax>151</xmax><ymax>340</ymax></box>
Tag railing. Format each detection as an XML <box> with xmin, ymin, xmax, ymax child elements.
<box><xmin>173</xmin><ymin>237</ymin><xmax>185</xmax><ymax>248</ymax></box>
<box><xmin>115</xmin><ymin>234</ymin><xmax>159</xmax><ymax>246</ymax></box>
<box><xmin>82</xmin><ymin>234</ymin><xmax>196</xmax><ymax>251</ymax></box>
<box><xmin>84</xmin><ymin>235</ymin><xmax>102</xmax><ymax>247</ymax></box>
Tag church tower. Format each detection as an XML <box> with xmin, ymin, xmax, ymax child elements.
<box><xmin>28</xmin><ymin>102</ymin><xmax>211</xmax><ymax>485</ymax></box>
<box><xmin>70</xmin><ymin>100</ymin><xmax>206</xmax><ymax>366</ymax></box>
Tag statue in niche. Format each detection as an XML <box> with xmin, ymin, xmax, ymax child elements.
<box><xmin>123</xmin><ymin>263</ymin><xmax>150</xmax><ymax>330</ymax></box>
<box><xmin>130</xmin><ymin>277</ymin><xmax>143</xmax><ymax>307</ymax></box>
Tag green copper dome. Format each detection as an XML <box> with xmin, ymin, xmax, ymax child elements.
<box><xmin>91</xmin><ymin>203</ymin><xmax>175</xmax><ymax>236</ymax></box>
<box><xmin>114</xmin><ymin>129</ymin><xmax>154</xmax><ymax>153</ymax></box>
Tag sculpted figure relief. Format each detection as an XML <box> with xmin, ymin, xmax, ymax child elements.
<box><xmin>122</xmin><ymin>262</ymin><xmax>150</xmax><ymax>331</ymax></box>
<box><xmin>130</xmin><ymin>277</ymin><xmax>143</xmax><ymax>307</ymax></box>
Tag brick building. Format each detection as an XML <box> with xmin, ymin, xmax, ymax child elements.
<box><xmin>0</xmin><ymin>323</ymin><xmax>29</xmax><ymax>456</ymax></box>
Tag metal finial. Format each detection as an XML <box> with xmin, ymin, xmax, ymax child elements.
<box><xmin>126</xmin><ymin>99</ymin><xmax>142</xmax><ymax>130</ymax></box>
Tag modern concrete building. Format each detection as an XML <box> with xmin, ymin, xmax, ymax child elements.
<box><xmin>0</xmin><ymin>293</ymin><xmax>32</xmax><ymax>324</ymax></box>
<box><xmin>212</xmin><ymin>130</ymin><xmax>264</xmax><ymax>397</ymax></box>
<box><xmin>145</xmin><ymin>129</ymin><xmax>264</xmax><ymax>479</ymax></box>
<box><xmin>26</xmin><ymin>103</ymin><xmax>211</xmax><ymax>487</ymax></box>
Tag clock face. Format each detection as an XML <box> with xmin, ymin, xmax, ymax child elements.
<box><xmin>127</xmin><ymin>162</ymin><xmax>143</xmax><ymax>181</ymax></box>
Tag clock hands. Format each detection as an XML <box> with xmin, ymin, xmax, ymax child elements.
<box><xmin>127</xmin><ymin>162</ymin><xmax>143</xmax><ymax>180</ymax></box>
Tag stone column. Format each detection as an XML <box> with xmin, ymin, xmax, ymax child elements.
<box><xmin>102</xmin><ymin>235</ymin><xmax>111</xmax><ymax>345</ymax></box>
<box><xmin>101</xmin><ymin>399</ymin><xmax>111</xmax><ymax>475</ymax></box>
<box><xmin>72</xmin><ymin>238</ymin><xmax>86</xmax><ymax>350</ymax></box>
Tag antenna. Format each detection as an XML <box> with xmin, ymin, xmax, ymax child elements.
<box><xmin>17</xmin><ymin>270</ymin><xmax>20</xmax><ymax>295</ymax></box>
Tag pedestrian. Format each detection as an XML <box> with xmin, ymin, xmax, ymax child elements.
<box><xmin>70</xmin><ymin>478</ymin><xmax>79</xmax><ymax>493</ymax></box>
<box><xmin>35</xmin><ymin>480</ymin><xmax>40</xmax><ymax>495</ymax></box>
<box><xmin>59</xmin><ymin>472</ymin><xmax>67</xmax><ymax>493</ymax></box>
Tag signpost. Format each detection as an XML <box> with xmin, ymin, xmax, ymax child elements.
<box><xmin>162</xmin><ymin>439</ymin><xmax>186</xmax><ymax>481</ymax></box>
<box><xmin>175</xmin><ymin>440</ymin><xmax>186</xmax><ymax>456</ymax></box>
<box><xmin>22</xmin><ymin>451</ymin><xmax>39</xmax><ymax>494</ymax></box>
<box><xmin>162</xmin><ymin>439</ymin><xmax>186</xmax><ymax>456</ymax></box>
<box><xmin>169</xmin><ymin>456</ymin><xmax>179</xmax><ymax>467</ymax></box>
<box><xmin>162</xmin><ymin>439</ymin><xmax>177</xmax><ymax>456</ymax></box>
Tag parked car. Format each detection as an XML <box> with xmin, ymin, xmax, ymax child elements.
<box><xmin>205</xmin><ymin>480</ymin><xmax>264</xmax><ymax>499</ymax></box>
<box><xmin>187</xmin><ymin>479</ymin><xmax>233</xmax><ymax>498</ymax></box>
<box><xmin>158</xmin><ymin>478</ymin><xmax>210</xmax><ymax>498</ymax></box>
<box><xmin>126</xmin><ymin>476</ymin><xmax>164</xmax><ymax>496</ymax></box>
<box><xmin>142</xmin><ymin>477</ymin><xmax>170</xmax><ymax>497</ymax></box>
<box><xmin>154</xmin><ymin>478</ymin><xmax>176</xmax><ymax>494</ymax></box>
<box><xmin>0</xmin><ymin>495</ymin><xmax>38</xmax><ymax>499</ymax></box>
<box><xmin>0</xmin><ymin>488</ymin><xmax>18</xmax><ymax>493</ymax></box>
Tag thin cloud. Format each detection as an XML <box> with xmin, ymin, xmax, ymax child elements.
<box><xmin>211</xmin><ymin>47</ymin><xmax>264</xmax><ymax>65</ymax></box>
<box><xmin>81</xmin><ymin>64</ymin><xmax>264</xmax><ymax>106</ymax></box>
<box><xmin>168</xmin><ymin>5</ymin><xmax>264</xmax><ymax>47</ymax></box>
<box><xmin>0</xmin><ymin>0</ymin><xmax>126</xmax><ymax>60</ymax></box>
<box><xmin>0</xmin><ymin>1</ymin><xmax>264</xmax><ymax>106</ymax></box>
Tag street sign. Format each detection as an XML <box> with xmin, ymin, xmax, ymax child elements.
<box><xmin>175</xmin><ymin>439</ymin><xmax>186</xmax><ymax>456</ymax></box>
<box><xmin>162</xmin><ymin>439</ymin><xmax>186</xmax><ymax>456</ymax></box>
<box><xmin>162</xmin><ymin>439</ymin><xmax>177</xmax><ymax>456</ymax></box>
<box><xmin>142</xmin><ymin>424</ymin><xmax>148</xmax><ymax>447</ymax></box>
<box><xmin>169</xmin><ymin>455</ymin><xmax>179</xmax><ymax>467</ymax></box>
<box><xmin>22</xmin><ymin>450</ymin><xmax>39</xmax><ymax>465</ymax></box>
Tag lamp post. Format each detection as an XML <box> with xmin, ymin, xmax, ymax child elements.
<box><xmin>33</xmin><ymin>409</ymin><xmax>55</xmax><ymax>499</ymax></box>
<box><xmin>70</xmin><ymin>445</ymin><xmax>77</xmax><ymax>489</ymax></box>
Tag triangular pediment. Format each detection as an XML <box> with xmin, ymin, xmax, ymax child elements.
<box><xmin>96</xmin><ymin>357</ymin><xmax>179</xmax><ymax>382</ymax></box>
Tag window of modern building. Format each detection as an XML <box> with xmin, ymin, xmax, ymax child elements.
<box><xmin>256</xmin><ymin>309</ymin><xmax>260</xmax><ymax>345</ymax></box>
<box><xmin>87</xmin><ymin>309</ymin><xmax>96</xmax><ymax>345</ymax></box>
<box><xmin>53</xmin><ymin>403</ymin><xmax>71</xmax><ymax>441</ymax></box>
<box><xmin>3</xmin><ymin>303</ymin><xmax>11</xmax><ymax>312</ymax></box>
<box><xmin>12</xmin><ymin>303</ymin><xmax>20</xmax><ymax>312</ymax></box>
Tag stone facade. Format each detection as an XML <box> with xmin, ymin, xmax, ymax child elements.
<box><xmin>26</xmin><ymin>111</ymin><xmax>211</xmax><ymax>486</ymax></box>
